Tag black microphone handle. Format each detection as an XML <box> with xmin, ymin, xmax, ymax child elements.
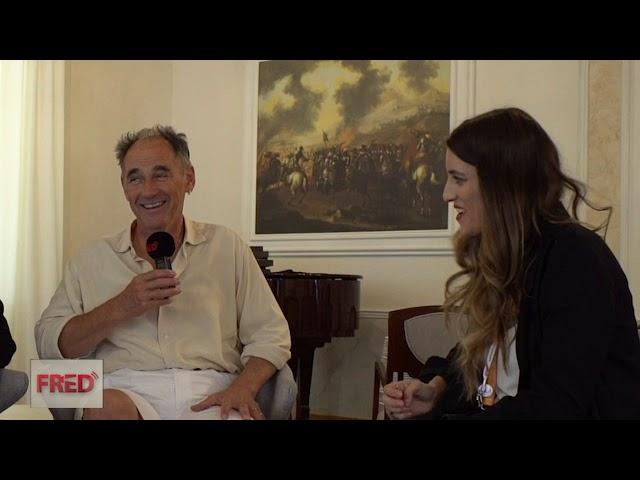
<box><xmin>155</xmin><ymin>257</ymin><xmax>172</xmax><ymax>270</ymax></box>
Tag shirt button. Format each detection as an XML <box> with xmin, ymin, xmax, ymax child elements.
<box><xmin>164</xmin><ymin>334</ymin><xmax>169</xmax><ymax>340</ymax></box>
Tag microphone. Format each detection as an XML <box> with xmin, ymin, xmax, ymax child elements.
<box><xmin>146</xmin><ymin>232</ymin><xmax>176</xmax><ymax>269</ymax></box>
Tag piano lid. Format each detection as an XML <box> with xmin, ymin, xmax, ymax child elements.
<box><xmin>266</xmin><ymin>269</ymin><xmax>361</xmax><ymax>280</ymax></box>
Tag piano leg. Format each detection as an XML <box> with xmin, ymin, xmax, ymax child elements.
<box><xmin>289</xmin><ymin>344</ymin><xmax>318</xmax><ymax>420</ymax></box>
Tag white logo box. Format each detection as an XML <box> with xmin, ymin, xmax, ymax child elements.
<box><xmin>30</xmin><ymin>359</ymin><xmax>103</xmax><ymax>408</ymax></box>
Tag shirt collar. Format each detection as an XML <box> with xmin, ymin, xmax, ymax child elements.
<box><xmin>113</xmin><ymin>222</ymin><xmax>135</xmax><ymax>253</ymax></box>
<box><xmin>112</xmin><ymin>216</ymin><xmax>207</xmax><ymax>254</ymax></box>
<box><xmin>183</xmin><ymin>217</ymin><xmax>207</xmax><ymax>247</ymax></box>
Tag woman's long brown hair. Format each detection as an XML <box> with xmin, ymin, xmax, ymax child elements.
<box><xmin>443</xmin><ymin>107</ymin><xmax>611</xmax><ymax>399</ymax></box>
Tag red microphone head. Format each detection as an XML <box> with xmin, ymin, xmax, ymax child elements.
<box><xmin>146</xmin><ymin>232</ymin><xmax>175</xmax><ymax>259</ymax></box>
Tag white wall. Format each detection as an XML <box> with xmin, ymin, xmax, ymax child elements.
<box><xmin>64</xmin><ymin>60</ymin><xmax>173</xmax><ymax>263</ymax></box>
<box><xmin>172</xmin><ymin>61</ymin><xmax>250</xmax><ymax>234</ymax></box>
<box><xmin>64</xmin><ymin>60</ymin><xmax>589</xmax><ymax>419</ymax></box>
<box><xmin>475</xmin><ymin>61</ymin><xmax>587</xmax><ymax>181</ymax></box>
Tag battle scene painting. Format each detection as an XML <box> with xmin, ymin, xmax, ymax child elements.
<box><xmin>255</xmin><ymin>60</ymin><xmax>450</xmax><ymax>234</ymax></box>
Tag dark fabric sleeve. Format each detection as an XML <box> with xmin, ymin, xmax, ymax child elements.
<box><xmin>0</xmin><ymin>300</ymin><xmax>17</xmax><ymax>368</ymax></box>
<box><xmin>416</xmin><ymin>344</ymin><xmax>478</xmax><ymax>418</ymax></box>
<box><xmin>417</xmin><ymin>345</ymin><xmax>458</xmax><ymax>384</ymax></box>
<box><xmin>471</xmin><ymin>229</ymin><xmax>620</xmax><ymax>419</ymax></box>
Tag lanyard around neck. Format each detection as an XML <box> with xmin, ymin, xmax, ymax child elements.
<box><xmin>476</xmin><ymin>342</ymin><xmax>498</xmax><ymax>410</ymax></box>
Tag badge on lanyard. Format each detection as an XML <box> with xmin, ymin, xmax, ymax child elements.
<box><xmin>476</xmin><ymin>343</ymin><xmax>498</xmax><ymax>410</ymax></box>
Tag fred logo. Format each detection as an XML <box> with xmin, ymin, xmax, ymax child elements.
<box><xmin>30</xmin><ymin>360</ymin><xmax>103</xmax><ymax>409</ymax></box>
<box><xmin>36</xmin><ymin>371</ymin><xmax>99</xmax><ymax>393</ymax></box>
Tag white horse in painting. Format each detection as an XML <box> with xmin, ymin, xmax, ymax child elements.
<box><xmin>412</xmin><ymin>163</ymin><xmax>438</xmax><ymax>216</ymax></box>
<box><xmin>286</xmin><ymin>170</ymin><xmax>307</xmax><ymax>204</ymax></box>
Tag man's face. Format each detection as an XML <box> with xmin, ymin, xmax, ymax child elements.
<box><xmin>121</xmin><ymin>137</ymin><xmax>195</xmax><ymax>236</ymax></box>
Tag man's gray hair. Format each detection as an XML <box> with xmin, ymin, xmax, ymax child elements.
<box><xmin>115</xmin><ymin>125</ymin><xmax>192</xmax><ymax>169</ymax></box>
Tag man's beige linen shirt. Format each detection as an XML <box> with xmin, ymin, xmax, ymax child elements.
<box><xmin>35</xmin><ymin>219</ymin><xmax>291</xmax><ymax>374</ymax></box>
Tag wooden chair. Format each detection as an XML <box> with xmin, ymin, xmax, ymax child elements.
<box><xmin>372</xmin><ymin>305</ymin><xmax>457</xmax><ymax>419</ymax></box>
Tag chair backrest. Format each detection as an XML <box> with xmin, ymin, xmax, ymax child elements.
<box><xmin>384</xmin><ymin>305</ymin><xmax>458</xmax><ymax>384</ymax></box>
<box><xmin>404</xmin><ymin>312</ymin><xmax>456</xmax><ymax>364</ymax></box>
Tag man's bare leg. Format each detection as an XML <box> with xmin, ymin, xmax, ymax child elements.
<box><xmin>82</xmin><ymin>388</ymin><xmax>142</xmax><ymax>420</ymax></box>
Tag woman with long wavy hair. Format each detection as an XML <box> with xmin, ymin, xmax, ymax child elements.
<box><xmin>383</xmin><ymin>107</ymin><xmax>640</xmax><ymax>419</ymax></box>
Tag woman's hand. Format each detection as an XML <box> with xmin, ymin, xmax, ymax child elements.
<box><xmin>382</xmin><ymin>376</ymin><xmax>445</xmax><ymax>419</ymax></box>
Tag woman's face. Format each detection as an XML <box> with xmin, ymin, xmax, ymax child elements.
<box><xmin>442</xmin><ymin>149</ymin><xmax>484</xmax><ymax>237</ymax></box>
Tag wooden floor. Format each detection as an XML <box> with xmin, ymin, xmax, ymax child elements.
<box><xmin>309</xmin><ymin>413</ymin><xmax>359</xmax><ymax>420</ymax></box>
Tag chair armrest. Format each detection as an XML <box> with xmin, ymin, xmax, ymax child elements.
<box><xmin>375</xmin><ymin>360</ymin><xmax>386</xmax><ymax>385</ymax></box>
<box><xmin>0</xmin><ymin>369</ymin><xmax>29</xmax><ymax>413</ymax></box>
<box><xmin>372</xmin><ymin>360</ymin><xmax>388</xmax><ymax>420</ymax></box>
<box><xmin>256</xmin><ymin>364</ymin><xmax>297</xmax><ymax>420</ymax></box>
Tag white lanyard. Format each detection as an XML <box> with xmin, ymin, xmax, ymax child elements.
<box><xmin>476</xmin><ymin>342</ymin><xmax>497</xmax><ymax>409</ymax></box>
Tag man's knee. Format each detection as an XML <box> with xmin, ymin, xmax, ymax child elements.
<box><xmin>83</xmin><ymin>389</ymin><xmax>140</xmax><ymax>420</ymax></box>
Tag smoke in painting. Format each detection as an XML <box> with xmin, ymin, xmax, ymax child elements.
<box><xmin>256</xmin><ymin>60</ymin><xmax>450</xmax><ymax>234</ymax></box>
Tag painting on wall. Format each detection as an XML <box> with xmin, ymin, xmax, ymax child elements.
<box><xmin>254</xmin><ymin>60</ymin><xmax>451</xmax><ymax>236</ymax></box>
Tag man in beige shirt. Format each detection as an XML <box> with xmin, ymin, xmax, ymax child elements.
<box><xmin>35</xmin><ymin>126</ymin><xmax>291</xmax><ymax>420</ymax></box>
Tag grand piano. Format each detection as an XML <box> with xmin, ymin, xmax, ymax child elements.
<box><xmin>251</xmin><ymin>247</ymin><xmax>361</xmax><ymax>420</ymax></box>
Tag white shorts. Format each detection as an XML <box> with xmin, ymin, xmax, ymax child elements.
<box><xmin>77</xmin><ymin>368</ymin><xmax>245</xmax><ymax>420</ymax></box>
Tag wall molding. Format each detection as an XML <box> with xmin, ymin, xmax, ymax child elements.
<box><xmin>577</xmin><ymin>60</ymin><xmax>589</xmax><ymax>184</ymax></box>
<box><xmin>359</xmin><ymin>309</ymin><xmax>389</xmax><ymax>322</ymax></box>
<box><xmin>268</xmin><ymin>245</ymin><xmax>454</xmax><ymax>258</ymax></box>
<box><xmin>620</xmin><ymin>61</ymin><xmax>640</xmax><ymax>319</ymax></box>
